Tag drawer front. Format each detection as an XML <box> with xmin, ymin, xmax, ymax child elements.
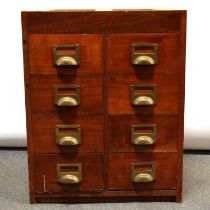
<box><xmin>108</xmin><ymin>74</ymin><xmax>178</xmax><ymax>115</ymax></box>
<box><xmin>30</xmin><ymin>75</ymin><xmax>103</xmax><ymax>115</ymax></box>
<box><xmin>29</xmin><ymin>34</ymin><xmax>103</xmax><ymax>75</ymax></box>
<box><xmin>108</xmin><ymin>153</ymin><xmax>177</xmax><ymax>190</ymax></box>
<box><xmin>34</xmin><ymin>154</ymin><xmax>104</xmax><ymax>192</ymax></box>
<box><xmin>32</xmin><ymin>115</ymin><xmax>104</xmax><ymax>153</ymax></box>
<box><xmin>107</xmin><ymin>33</ymin><xmax>179</xmax><ymax>74</ymax></box>
<box><xmin>108</xmin><ymin>115</ymin><xmax>178</xmax><ymax>152</ymax></box>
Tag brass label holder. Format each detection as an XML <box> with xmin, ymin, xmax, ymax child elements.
<box><xmin>131</xmin><ymin>124</ymin><xmax>157</xmax><ymax>145</ymax></box>
<box><xmin>53</xmin><ymin>44</ymin><xmax>80</xmax><ymax>66</ymax></box>
<box><xmin>57</xmin><ymin>163</ymin><xmax>82</xmax><ymax>184</ymax></box>
<box><xmin>54</xmin><ymin>85</ymin><xmax>80</xmax><ymax>107</ymax></box>
<box><xmin>131</xmin><ymin>44</ymin><xmax>158</xmax><ymax>65</ymax></box>
<box><xmin>131</xmin><ymin>84</ymin><xmax>156</xmax><ymax>106</ymax></box>
<box><xmin>131</xmin><ymin>162</ymin><xmax>156</xmax><ymax>183</ymax></box>
<box><xmin>56</xmin><ymin>125</ymin><xmax>81</xmax><ymax>146</ymax></box>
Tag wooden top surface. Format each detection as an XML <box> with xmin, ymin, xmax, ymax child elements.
<box><xmin>22</xmin><ymin>10</ymin><xmax>186</xmax><ymax>34</ymax></box>
<box><xmin>22</xmin><ymin>9</ymin><xmax>186</xmax><ymax>12</ymax></box>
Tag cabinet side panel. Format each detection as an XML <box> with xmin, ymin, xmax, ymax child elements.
<box><xmin>21</xmin><ymin>12</ymin><xmax>35</xmax><ymax>204</ymax></box>
<box><xmin>176</xmin><ymin>10</ymin><xmax>187</xmax><ymax>203</ymax></box>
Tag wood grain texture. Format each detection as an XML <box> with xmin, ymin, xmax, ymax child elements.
<box><xmin>30</xmin><ymin>75</ymin><xmax>104</xmax><ymax>115</ymax></box>
<box><xmin>21</xmin><ymin>12</ymin><xmax>36</xmax><ymax>204</ymax></box>
<box><xmin>108</xmin><ymin>74</ymin><xmax>179</xmax><ymax>115</ymax></box>
<box><xmin>24</xmin><ymin>11</ymin><xmax>182</xmax><ymax>34</ymax></box>
<box><xmin>21</xmin><ymin>10</ymin><xmax>186</xmax><ymax>203</ymax></box>
<box><xmin>34</xmin><ymin>190</ymin><xmax>177</xmax><ymax>203</ymax></box>
<box><xmin>108</xmin><ymin>115</ymin><xmax>178</xmax><ymax>153</ymax></box>
<box><xmin>176</xmin><ymin>11</ymin><xmax>187</xmax><ymax>203</ymax></box>
<box><xmin>107</xmin><ymin>33</ymin><xmax>179</xmax><ymax>74</ymax></box>
<box><xmin>108</xmin><ymin>153</ymin><xmax>177</xmax><ymax>190</ymax></box>
<box><xmin>34</xmin><ymin>154</ymin><xmax>104</xmax><ymax>193</ymax></box>
<box><xmin>35</xmin><ymin>189</ymin><xmax>176</xmax><ymax>198</ymax></box>
<box><xmin>29</xmin><ymin>34</ymin><xmax>103</xmax><ymax>75</ymax></box>
<box><xmin>32</xmin><ymin>115</ymin><xmax>104</xmax><ymax>153</ymax></box>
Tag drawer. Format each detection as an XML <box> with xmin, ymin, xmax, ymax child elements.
<box><xmin>108</xmin><ymin>74</ymin><xmax>178</xmax><ymax>115</ymax></box>
<box><xmin>108</xmin><ymin>153</ymin><xmax>177</xmax><ymax>190</ymax></box>
<box><xmin>108</xmin><ymin>115</ymin><xmax>178</xmax><ymax>152</ymax></box>
<box><xmin>34</xmin><ymin>154</ymin><xmax>104</xmax><ymax>193</ymax></box>
<box><xmin>30</xmin><ymin>75</ymin><xmax>103</xmax><ymax>115</ymax></box>
<box><xmin>107</xmin><ymin>33</ymin><xmax>179</xmax><ymax>74</ymax></box>
<box><xmin>32</xmin><ymin>115</ymin><xmax>104</xmax><ymax>153</ymax></box>
<box><xmin>29</xmin><ymin>34</ymin><xmax>103</xmax><ymax>75</ymax></box>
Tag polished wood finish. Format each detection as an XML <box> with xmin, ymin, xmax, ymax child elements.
<box><xmin>32</xmin><ymin>115</ymin><xmax>104</xmax><ymax>153</ymax></box>
<box><xmin>107</xmin><ymin>33</ymin><xmax>179</xmax><ymax>74</ymax></box>
<box><xmin>22</xmin><ymin>12</ymin><xmax>36</xmax><ymax>204</ymax></box>
<box><xmin>22</xmin><ymin>10</ymin><xmax>186</xmax><ymax>203</ymax></box>
<box><xmin>26</xmin><ymin>11</ymin><xmax>181</xmax><ymax>34</ymax></box>
<box><xmin>108</xmin><ymin>74</ymin><xmax>179</xmax><ymax>115</ymax></box>
<box><xmin>176</xmin><ymin>11</ymin><xmax>187</xmax><ymax>203</ymax></box>
<box><xmin>35</xmin><ymin>190</ymin><xmax>177</xmax><ymax>203</ymax></box>
<box><xmin>29</xmin><ymin>34</ymin><xmax>103</xmax><ymax>75</ymax></box>
<box><xmin>108</xmin><ymin>153</ymin><xmax>177</xmax><ymax>190</ymax></box>
<box><xmin>108</xmin><ymin>115</ymin><xmax>178</xmax><ymax>153</ymax></box>
<box><xmin>34</xmin><ymin>154</ymin><xmax>104</xmax><ymax>192</ymax></box>
<box><xmin>30</xmin><ymin>75</ymin><xmax>103</xmax><ymax>115</ymax></box>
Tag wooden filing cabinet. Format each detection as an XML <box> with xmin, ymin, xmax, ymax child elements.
<box><xmin>22</xmin><ymin>10</ymin><xmax>186</xmax><ymax>203</ymax></box>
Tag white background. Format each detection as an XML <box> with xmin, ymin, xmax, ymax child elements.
<box><xmin>0</xmin><ymin>0</ymin><xmax>209</xmax><ymax>149</ymax></box>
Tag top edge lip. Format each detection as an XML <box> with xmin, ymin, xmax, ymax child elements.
<box><xmin>21</xmin><ymin>9</ymin><xmax>187</xmax><ymax>13</ymax></box>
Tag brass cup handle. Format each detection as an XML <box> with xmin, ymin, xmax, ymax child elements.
<box><xmin>58</xmin><ymin>174</ymin><xmax>80</xmax><ymax>184</ymax></box>
<box><xmin>57</xmin><ymin>97</ymin><xmax>78</xmax><ymax>106</ymax></box>
<box><xmin>133</xmin><ymin>96</ymin><xmax>154</xmax><ymax>106</ymax></box>
<box><xmin>132</xmin><ymin>172</ymin><xmax>154</xmax><ymax>183</ymax></box>
<box><xmin>57</xmin><ymin>136</ymin><xmax>79</xmax><ymax>146</ymax></box>
<box><xmin>131</xmin><ymin>162</ymin><xmax>156</xmax><ymax>183</ymax></box>
<box><xmin>57</xmin><ymin>163</ymin><xmax>82</xmax><ymax>184</ymax></box>
<box><xmin>56</xmin><ymin>125</ymin><xmax>81</xmax><ymax>146</ymax></box>
<box><xmin>131</xmin><ymin>44</ymin><xmax>158</xmax><ymax>65</ymax></box>
<box><xmin>56</xmin><ymin>56</ymin><xmax>78</xmax><ymax>66</ymax></box>
<box><xmin>133</xmin><ymin>136</ymin><xmax>154</xmax><ymax>145</ymax></box>
<box><xmin>133</xmin><ymin>55</ymin><xmax>155</xmax><ymax>65</ymax></box>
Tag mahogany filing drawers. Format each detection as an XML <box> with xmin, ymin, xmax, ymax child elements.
<box><xmin>22</xmin><ymin>10</ymin><xmax>186</xmax><ymax>203</ymax></box>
